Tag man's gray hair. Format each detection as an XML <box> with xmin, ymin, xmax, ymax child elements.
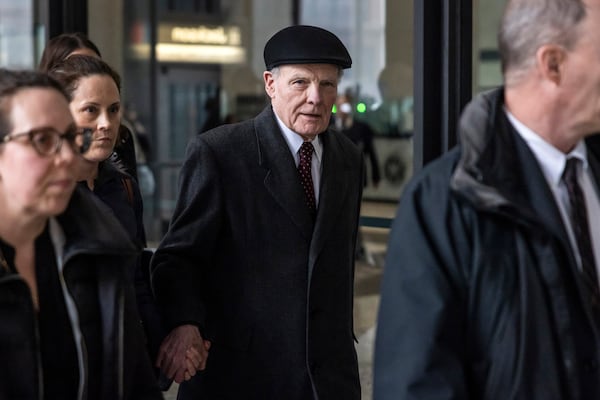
<box><xmin>499</xmin><ymin>0</ymin><xmax>587</xmax><ymax>86</ymax></box>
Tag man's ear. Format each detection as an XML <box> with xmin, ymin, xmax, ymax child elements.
<box><xmin>536</xmin><ymin>44</ymin><xmax>567</xmax><ymax>85</ymax></box>
<box><xmin>263</xmin><ymin>71</ymin><xmax>275</xmax><ymax>98</ymax></box>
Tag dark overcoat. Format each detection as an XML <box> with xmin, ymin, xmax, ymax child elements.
<box><xmin>374</xmin><ymin>88</ymin><xmax>600</xmax><ymax>399</ymax></box>
<box><xmin>151</xmin><ymin>106</ymin><xmax>363</xmax><ymax>399</ymax></box>
<box><xmin>0</xmin><ymin>187</ymin><xmax>162</xmax><ymax>399</ymax></box>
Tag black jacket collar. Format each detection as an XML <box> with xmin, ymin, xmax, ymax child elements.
<box><xmin>451</xmin><ymin>88</ymin><xmax>600</xmax><ymax>231</ymax></box>
<box><xmin>57</xmin><ymin>186</ymin><xmax>138</xmax><ymax>261</ymax></box>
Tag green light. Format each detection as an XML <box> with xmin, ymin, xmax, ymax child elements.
<box><xmin>356</xmin><ymin>102</ymin><xmax>367</xmax><ymax>113</ymax></box>
<box><xmin>332</xmin><ymin>104</ymin><xmax>337</xmax><ymax>113</ymax></box>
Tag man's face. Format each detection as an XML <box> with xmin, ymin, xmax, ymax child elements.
<box><xmin>264</xmin><ymin>63</ymin><xmax>339</xmax><ymax>140</ymax></box>
<box><xmin>560</xmin><ymin>0</ymin><xmax>600</xmax><ymax>136</ymax></box>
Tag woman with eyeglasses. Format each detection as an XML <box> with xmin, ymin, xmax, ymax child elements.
<box><xmin>0</xmin><ymin>70</ymin><xmax>162</xmax><ymax>398</ymax></box>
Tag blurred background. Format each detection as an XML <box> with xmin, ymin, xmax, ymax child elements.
<box><xmin>0</xmin><ymin>0</ymin><xmax>505</xmax><ymax>244</ymax></box>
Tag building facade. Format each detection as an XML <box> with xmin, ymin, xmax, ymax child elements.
<box><xmin>0</xmin><ymin>0</ymin><xmax>505</xmax><ymax>241</ymax></box>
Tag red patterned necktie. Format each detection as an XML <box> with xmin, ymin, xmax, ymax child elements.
<box><xmin>298</xmin><ymin>141</ymin><xmax>316</xmax><ymax>212</ymax></box>
<box><xmin>563</xmin><ymin>157</ymin><xmax>600</xmax><ymax>307</ymax></box>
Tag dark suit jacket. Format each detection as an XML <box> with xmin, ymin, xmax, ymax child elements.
<box><xmin>151</xmin><ymin>106</ymin><xmax>363</xmax><ymax>399</ymax></box>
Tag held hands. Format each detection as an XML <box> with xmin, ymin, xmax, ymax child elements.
<box><xmin>156</xmin><ymin>324</ymin><xmax>211</xmax><ymax>383</ymax></box>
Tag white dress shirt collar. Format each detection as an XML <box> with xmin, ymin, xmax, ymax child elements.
<box><xmin>505</xmin><ymin>109</ymin><xmax>600</xmax><ymax>277</ymax></box>
<box><xmin>505</xmin><ymin>109</ymin><xmax>588</xmax><ymax>186</ymax></box>
<box><xmin>273</xmin><ymin>112</ymin><xmax>323</xmax><ymax>164</ymax></box>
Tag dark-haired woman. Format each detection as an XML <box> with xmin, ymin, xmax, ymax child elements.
<box><xmin>39</xmin><ymin>32</ymin><xmax>138</xmax><ymax>180</ymax></box>
<box><xmin>49</xmin><ymin>56</ymin><xmax>171</xmax><ymax>385</ymax></box>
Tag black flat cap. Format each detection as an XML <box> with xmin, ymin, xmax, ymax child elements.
<box><xmin>264</xmin><ymin>25</ymin><xmax>352</xmax><ymax>70</ymax></box>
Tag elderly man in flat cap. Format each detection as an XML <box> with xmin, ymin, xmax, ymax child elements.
<box><xmin>151</xmin><ymin>25</ymin><xmax>363</xmax><ymax>399</ymax></box>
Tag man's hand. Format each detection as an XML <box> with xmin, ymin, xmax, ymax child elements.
<box><xmin>156</xmin><ymin>324</ymin><xmax>211</xmax><ymax>383</ymax></box>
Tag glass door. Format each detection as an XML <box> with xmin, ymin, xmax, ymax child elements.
<box><xmin>155</xmin><ymin>66</ymin><xmax>220</xmax><ymax>234</ymax></box>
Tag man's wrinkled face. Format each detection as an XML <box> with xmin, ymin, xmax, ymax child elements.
<box><xmin>264</xmin><ymin>64</ymin><xmax>339</xmax><ymax>140</ymax></box>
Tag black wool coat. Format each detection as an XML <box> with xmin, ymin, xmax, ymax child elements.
<box><xmin>152</xmin><ymin>106</ymin><xmax>363</xmax><ymax>399</ymax></box>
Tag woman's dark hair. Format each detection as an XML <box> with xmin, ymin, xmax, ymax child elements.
<box><xmin>38</xmin><ymin>32</ymin><xmax>102</xmax><ymax>72</ymax></box>
<box><xmin>0</xmin><ymin>69</ymin><xmax>69</xmax><ymax>139</ymax></box>
<box><xmin>48</xmin><ymin>55</ymin><xmax>121</xmax><ymax>101</ymax></box>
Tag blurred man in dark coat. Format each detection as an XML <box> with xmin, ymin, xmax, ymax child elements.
<box><xmin>151</xmin><ymin>25</ymin><xmax>363</xmax><ymax>400</ymax></box>
<box><xmin>335</xmin><ymin>93</ymin><xmax>380</xmax><ymax>188</ymax></box>
<box><xmin>375</xmin><ymin>0</ymin><xmax>600</xmax><ymax>398</ymax></box>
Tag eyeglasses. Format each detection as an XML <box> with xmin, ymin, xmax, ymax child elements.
<box><xmin>1</xmin><ymin>126</ymin><xmax>93</xmax><ymax>156</ymax></box>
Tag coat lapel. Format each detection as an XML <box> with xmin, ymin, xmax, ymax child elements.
<box><xmin>255</xmin><ymin>107</ymin><xmax>314</xmax><ymax>240</ymax></box>
<box><xmin>587</xmin><ymin>135</ymin><xmax>600</xmax><ymax>194</ymax></box>
<box><xmin>309</xmin><ymin>132</ymin><xmax>353</xmax><ymax>276</ymax></box>
<box><xmin>584</xmin><ymin>137</ymin><xmax>600</xmax><ymax>332</ymax></box>
<box><xmin>514</xmin><ymin>126</ymin><xmax>600</xmax><ymax>330</ymax></box>
<box><xmin>308</xmin><ymin>131</ymin><xmax>358</xmax><ymax>282</ymax></box>
<box><xmin>512</xmin><ymin>132</ymin><xmax>571</xmax><ymax>245</ymax></box>
<box><xmin>254</xmin><ymin>107</ymin><xmax>357</xmax><ymax>279</ymax></box>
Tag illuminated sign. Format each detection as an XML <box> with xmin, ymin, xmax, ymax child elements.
<box><xmin>171</xmin><ymin>26</ymin><xmax>241</xmax><ymax>46</ymax></box>
<box><xmin>158</xmin><ymin>24</ymin><xmax>241</xmax><ymax>46</ymax></box>
<box><xmin>131</xmin><ymin>23</ymin><xmax>246</xmax><ymax>64</ymax></box>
